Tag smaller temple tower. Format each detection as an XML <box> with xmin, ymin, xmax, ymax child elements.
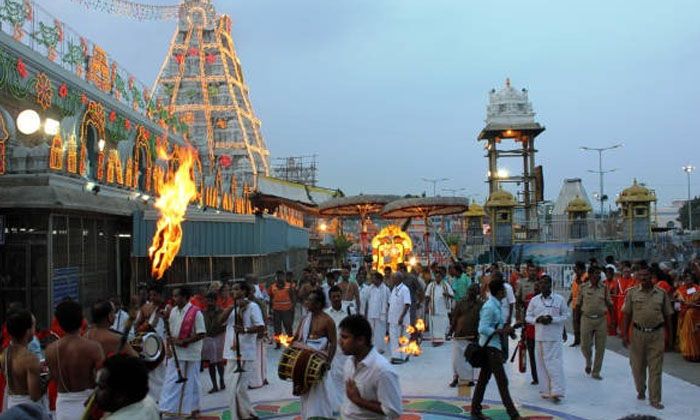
<box><xmin>463</xmin><ymin>199</ymin><xmax>486</xmax><ymax>244</ymax></box>
<box><xmin>478</xmin><ymin>79</ymin><xmax>545</xmax><ymax>239</ymax></box>
<box><xmin>617</xmin><ymin>179</ymin><xmax>656</xmax><ymax>243</ymax></box>
<box><xmin>566</xmin><ymin>195</ymin><xmax>592</xmax><ymax>239</ymax></box>
<box><xmin>485</xmin><ymin>189</ymin><xmax>518</xmax><ymax>247</ymax></box>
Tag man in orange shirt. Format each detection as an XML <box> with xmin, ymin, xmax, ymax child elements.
<box><xmin>268</xmin><ymin>270</ymin><xmax>296</xmax><ymax>349</ymax></box>
<box><xmin>567</xmin><ymin>261</ymin><xmax>587</xmax><ymax>347</ymax></box>
<box><xmin>510</xmin><ymin>263</ymin><xmax>522</xmax><ymax>290</ymax></box>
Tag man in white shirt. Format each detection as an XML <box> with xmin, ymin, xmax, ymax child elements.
<box><xmin>96</xmin><ymin>354</ymin><xmax>160</xmax><ymax>420</ymax></box>
<box><xmin>339</xmin><ymin>314</ymin><xmax>402</xmax><ymax>420</ymax></box>
<box><xmin>159</xmin><ymin>286</ymin><xmax>206</xmax><ymax>417</ymax></box>
<box><xmin>388</xmin><ymin>272</ymin><xmax>411</xmax><ymax>364</ymax></box>
<box><xmin>525</xmin><ymin>275</ymin><xmax>568</xmax><ymax>402</ymax></box>
<box><xmin>365</xmin><ymin>272</ymin><xmax>390</xmax><ymax>354</ymax></box>
<box><xmin>220</xmin><ymin>281</ymin><xmax>265</xmax><ymax>420</ymax></box>
<box><xmin>425</xmin><ymin>267</ymin><xmax>453</xmax><ymax>346</ymax></box>
<box><xmin>109</xmin><ymin>298</ymin><xmax>130</xmax><ymax>334</ymax></box>
<box><xmin>326</xmin><ymin>285</ymin><xmax>351</xmax><ymax>406</ymax></box>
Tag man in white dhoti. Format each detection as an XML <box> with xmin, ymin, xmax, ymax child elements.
<box><xmin>1</xmin><ymin>309</ymin><xmax>45</xmax><ymax>409</ymax></box>
<box><xmin>525</xmin><ymin>275</ymin><xmax>568</xmax><ymax>402</ymax></box>
<box><xmin>159</xmin><ymin>286</ymin><xmax>206</xmax><ymax>417</ymax></box>
<box><xmin>246</xmin><ymin>276</ymin><xmax>269</xmax><ymax>389</ymax></box>
<box><xmin>293</xmin><ymin>289</ymin><xmax>339</xmax><ymax>419</ymax></box>
<box><xmin>133</xmin><ymin>286</ymin><xmax>168</xmax><ymax>402</ymax></box>
<box><xmin>388</xmin><ymin>272</ymin><xmax>411</xmax><ymax>364</ymax></box>
<box><xmin>365</xmin><ymin>272</ymin><xmax>390</xmax><ymax>354</ymax></box>
<box><xmin>220</xmin><ymin>281</ymin><xmax>265</xmax><ymax>420</ymax></box>
<box><xmin>325</xmin><ymin>286</ymin><xmax>351</xmax><ymax>407</ymax></box>
<box><xmin>44</xmin><ymin>300</ymin><xmax>103</xmax><ymax>420</ymax></box>
<box><xmin>95</xmin><ymin>354</ymin><xmax>160</xmax><ymax>420</ymax></box>
<box><xmin>425</xmin><ymin>267</ymin><xmax>453</xmax><ymax>346</ymax></box>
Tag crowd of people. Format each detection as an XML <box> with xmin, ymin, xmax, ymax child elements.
<box><xmin>0</xmin><ymin>256</ymin><xmax>698</xmax><ymax>420</ymax></box>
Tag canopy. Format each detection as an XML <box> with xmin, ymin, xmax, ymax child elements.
<box><xmin>318</xmin><ymin>194</ymin><xmax>401</xmax><ymax>217</ymax></box>
<box><xmin>380</xmin><ymin>196</ymin><xmax>470</xmax><ymax>219</ymax></box>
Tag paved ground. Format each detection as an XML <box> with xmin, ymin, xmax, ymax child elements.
<box><xmin>174</xmin><ymin>334</ymin><xmax>699</xmax><ymax>420</ymax></box>
<box><xmin>556</xmin><ymin>286</ymin><xmax>700</xmax><ymax>387</ymax></box>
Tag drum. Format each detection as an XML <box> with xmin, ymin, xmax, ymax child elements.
<box><xmin>130</xmin><ymin>332</ymin><xmax>164</xmax><ymax>369</ymax></box>
<box><xmin>278</xmin><ymin>347</ymin><xmax>328</xmax><ymax>395</ymax></box>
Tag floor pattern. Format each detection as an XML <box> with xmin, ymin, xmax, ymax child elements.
<box><xmin>185</xmin><ymin>396</ymin><xmax>589</xmax><ymax>420</ymax></box>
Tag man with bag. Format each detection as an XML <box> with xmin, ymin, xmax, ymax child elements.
<box><xmin>469</xmin><ymin>279</ymin><xmax>524</xmax><ymax>420</ymax></box>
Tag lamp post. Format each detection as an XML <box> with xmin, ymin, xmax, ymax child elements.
<box><xmin>422</xmin><ymin>177</ymin><xmax>448</xmax><ymax>196</ymax></box>
<box><xmin>580</xmin><ymin>143</ymin><xmax>623</xmax><ymax>216</ymax></box>
<box><xmin>683</xmin><ymin>165</ymin><xmax>695</xmax><ymax>231</ymax></box>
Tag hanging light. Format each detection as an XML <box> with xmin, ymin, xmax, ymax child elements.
<box><xmin>16</xmin><ymin>110</ymin><xmax>41</xmax><ymax>135</ymax></box>
<box><xmin>44</xmin><ymin>118</ymin><xmax>60</xmax><ymax>135</ymax></box>
<box><xmin>98</xmin><ymin>139</ymin><xmax>106</xmax><ymax>152</ymax></box>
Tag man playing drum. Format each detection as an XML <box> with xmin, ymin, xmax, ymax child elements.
<box><xmin>134</xmin><ymin>286</ymin><xmax>168</xmax><ymax>402</ymax></box>
<box><xmin>293</xmin><ymin>289</ymin><xmax>339</xmax><ymax>419</ymax></box>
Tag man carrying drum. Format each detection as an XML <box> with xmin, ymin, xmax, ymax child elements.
<box><xmin>292</xmin><ymin>289</ymin><xmax>339</xmax><ymax>419</ymax></box>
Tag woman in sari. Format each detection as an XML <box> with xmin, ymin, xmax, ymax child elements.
<box><xmin>674</xmin><ymin>271</ymin><xmax>700</xmax><ymax>362</ymax></box>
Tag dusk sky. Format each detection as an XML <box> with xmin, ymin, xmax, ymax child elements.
<box><xmin>40</xmin><ymin>0</ymin><xmax>700</xmax><ymax>206</ymax></box>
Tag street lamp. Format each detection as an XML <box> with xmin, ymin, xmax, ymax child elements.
<box><xmin>422</xmin><ymin>177</ymin><xmax>448</xmax><ymax>196</ymax></box>
<box><xmin>580</xmin><ymin>143</ymin><xmax>623</xmax><ymax>216</ymax></box>
<box><xmin>683</xmin><ymin>165</ymin><xmax>695</xmax><ymax>231</ymax></box>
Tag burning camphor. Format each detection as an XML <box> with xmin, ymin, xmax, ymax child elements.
<box><xmin>397</xmin><ymin>319</ymin><xmax>424</xmax><ymax>356</ymax></box>
<box><xmin>274</xmin><ymin>334</ymin><xmax>294</xmax><ymax>348</ymax></box>
<box><xmin>148</xmin><ymin>146</ymin><xmax>198</xmax><ymax>280</ymax></box>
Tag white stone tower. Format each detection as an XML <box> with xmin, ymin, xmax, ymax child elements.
<box><xmin>151</xmin><ymin>0</ymin><xmax>269</xmax><ymax>188</ymax></box>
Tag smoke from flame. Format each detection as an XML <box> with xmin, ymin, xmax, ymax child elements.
<box><xmin>148</xmin><ymin>146</ymin><xmax>197</xmax><ymax>279</ymax></box>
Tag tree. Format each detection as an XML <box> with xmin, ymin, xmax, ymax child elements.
<box><xmin>678</xmin><ymin>197</ymin><xmax>700</xmax><ymax>230</ymax></box>
<box><xmin>333</xmin><ymin>235</ymin><xmax>353</xmax><ymax>265</ymax></box>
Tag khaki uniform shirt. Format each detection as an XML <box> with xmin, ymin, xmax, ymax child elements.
<box><xmin>622</xmin><ymin>286</ymin><xmax>673</xmax><ymax>328</ymax></box>
<box><xmin>576</xmin><ymin>281</ymin><xmax>612</xmax><ymax>317</ymax></box>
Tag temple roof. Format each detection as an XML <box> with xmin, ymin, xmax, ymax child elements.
<box><xmin>617</xmin><ymin>179</ymin><xmax>656</xmax><ymax>204</ymax></box>
<box><xmin>485</xmin><ymin>189</ymin><xmax>518</xmax><ymax>208</ymax></box>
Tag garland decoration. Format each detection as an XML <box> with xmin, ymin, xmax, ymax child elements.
<box><xmin>66</xmin><ymin>0</ymin><xmax>179</xmax><ymax>21</ymax></box>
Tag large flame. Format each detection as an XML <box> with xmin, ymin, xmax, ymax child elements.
<box><xmin>274</xmin><ymin>334</ymin><xmax>294</xmax><ymax>348</ymax></box>
<box><xmin>148</xmin><ymin>146</ymin><xmax>197</xmax><ymax>279</ymax></box>
<box><xmin>415</xmin><ymin>318</ymin><xmax>426</xmax><ymax>333</ymax></box>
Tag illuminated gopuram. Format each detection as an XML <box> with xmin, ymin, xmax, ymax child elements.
<box><xmin>151</xmin><ymin>0</ymin><xmax>270</xmax><ymax>188</ymax></box>
<box><xmin>477</xmin><ymin>78</ymin><xmax>545</xmax><ymax>240</ymax></box>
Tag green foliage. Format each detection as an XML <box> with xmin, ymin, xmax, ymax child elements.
<box><xmin>678</xmin><ymin>197</ymin><xmax>700</xmax><ymax>230</ymax></box>
<box><xmin>445</xmin><ymin>234</ymin><xmax>461</xmax><ymax>246</ymax></box>
<box><xmin>333</xmin><ymin>235</ymin><xmax>353</xmax><ymax>264</ymax></box>
<box><xmin>0</xmin><ymin>0</ymin><xmax>29</xmax><ymax>25</ymax></box>
<box><xmin>62</xmin><ymin>42</ymin><xmax>84</xmax><ymax>66</ymax></box>
<box><xmin>31</xmin><ymin>22</ymin><xmax>61</xmax><ymax>49</ymax></box>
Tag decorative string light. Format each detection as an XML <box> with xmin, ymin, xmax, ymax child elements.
<box><xmin>66</xmin><ymin>0</ymin><xmax>180</xmax><ymax>21</ymax></box>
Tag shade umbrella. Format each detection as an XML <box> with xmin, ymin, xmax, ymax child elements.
<box><xmin>318</xmin><ymin>194</ymin><xmax>401</xmax><ymax>252</ymax></box>
<box><xmin>380</xmin><ymin>196</ymin><xmax>470</xmax><ymax>264</ymax></box>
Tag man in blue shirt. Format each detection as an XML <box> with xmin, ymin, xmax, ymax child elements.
<box><xmin>470</xmin><ymin>278</ymin><xmax>524</xmax><ymax>420</ymax></box>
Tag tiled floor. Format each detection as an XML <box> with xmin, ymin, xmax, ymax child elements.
<box><xmin>183</xmin><ymin>337</ymin><xmax>698</xmax><ymax>419</ymax></box>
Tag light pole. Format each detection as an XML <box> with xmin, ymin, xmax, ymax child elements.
<box><xmin>422</xmin><ymin>177</ymin><xmax>448</xmax><ymax>196</ymax></box>
<box><xmin>580</xmin><ymin>143</ymin><xmax>623</xmax><ymax>216</ymax></box>
<box><xmin>683</xmin><ymin>165</ymin><xmax>695</xmax><ymax>231</ymax></box>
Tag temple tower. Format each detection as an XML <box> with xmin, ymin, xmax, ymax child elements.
<box><xmin>477</xmin><ymin>79</ymin><xmax>545</xmax><ymax>240</ymax></box>
<box><xmin>151</xmin><ymin>0</ymin><xmax>270</xmax><ymax>187</ymax></box>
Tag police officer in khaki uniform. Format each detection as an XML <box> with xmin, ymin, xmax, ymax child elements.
<box><xmin>621</xmin><ymin>262</ymin><xmax>673</xmax><ymax>410</ymax></box>
<box><xmin>576</xmin><ymin>265</ymin><xmax>612</xmax><ymax>379</ymax></box>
